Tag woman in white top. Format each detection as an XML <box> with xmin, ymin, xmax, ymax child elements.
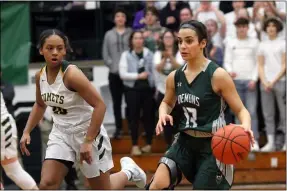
<box><xmin>257</xmin><ymin>18</ymin><xmax>286</xmax><ymax>152</ymax></box>
<box><xmin>153</xmin><ymin>29</ymin><xmax>184</xmax><ymax>148</ymax></box>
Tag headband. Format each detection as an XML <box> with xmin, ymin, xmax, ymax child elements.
<box><xmin>180</xmin><ymin>23</ymin><xmax>197</xmax><ymax>31</ymax></box>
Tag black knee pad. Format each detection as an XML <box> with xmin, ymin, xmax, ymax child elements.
<box><xmin>145</xmin><ymin>157</ymin><xmax>182</xmax><ymax>190</ymax></box>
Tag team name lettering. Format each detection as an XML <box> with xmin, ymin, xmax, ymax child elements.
<box><xmin>177</xmin><ymin>93</ymin><xmax>200</xmax><ymax>107</ymax></box>
<box><xmin>41</xmin><ymin>93</ymin><xmax>64</xmax><ymax>104</ymax></box>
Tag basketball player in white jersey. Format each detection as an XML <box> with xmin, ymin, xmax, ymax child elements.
<box><xmin>19</xmin><ymin>29</ymin><xmax>146</xmax><ymax>190</ymax></box>
<box><xmin>1</xmin><ymin>92</ymin><xmax>38</xmax><ymax>190</ymax></box>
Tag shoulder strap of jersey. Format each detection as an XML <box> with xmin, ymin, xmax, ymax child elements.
<box><xmin>60</xmin><ymin>60</ymin><xmax>83</xmax><ymax>80</ymax></box>
<box><xmin>174</xmin><ymin>63</ymin><xmax>186</xmax><ymax>91</ymax></box>
<box><xmin>61</xmin><ymin>60</ymin><xmax>70</xmax><ymax>73</ymax></box>
<box><xmin>206</xmin><ymin>61</ymin><xmax>219</xmax><ymax>78</ymax></box>
<box><xmin>38</xmin><ymin>65</ymin><xmax>46</xmax><ymax>81</ymax></box>
<box><xmin>39</xmin><ymin>65</ymin><xmax>46</xmax><ymax>75</ymax></box>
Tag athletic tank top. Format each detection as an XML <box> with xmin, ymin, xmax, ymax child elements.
<box><xmin>39</xmin><ymin>61</ymin><xmax>93</xmax><ymax>131</ymax></box>
<box><xmin>174</xmin><ymin>61</ymin><xmax>226</xmax><ymax>133</ymax></box>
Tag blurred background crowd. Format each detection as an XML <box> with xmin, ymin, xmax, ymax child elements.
<box><xmin>1</xmin><ymin>0</ymin><xmax>286</xmax><ymax>189</ymax></box>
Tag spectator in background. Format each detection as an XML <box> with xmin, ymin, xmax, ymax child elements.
<box><xmin>159</xmin><ymin>1</ymin><xmax>189</xmax><ymax>32</ymax></box>
<box><xmin>133</xmin><ymin>1</ymin><xmax>155</xmax><ymax>30</ymax></box>
<box><xmin>119</xmin><ymin>31</ymin><xmax>155</xmax><ymax>156</ymax></box>
<box><xmin>102</xmin><ymin>8</ymin><xmax>132</xmax><ymax>139</ymax></box>
<box><xmin>224</xmin><ymin>2</ymin><xmax>255</xmax><ymax>39</ymax></box>
<box><xmin>153</xmin><ymin>30</ymin><xmax>184</xmax><ymax>148</ymax></box>
<box><xmin>194</xmin><ymin>1</ymin><xmax>226</xmax><ymax>38</ymax></box>
<box><xmin>225</xmin><ymin>1</ymin><xmax>246</xmax><ymax>27</ymax></box>
<box><xmin>223</xmin><ymin>18</ymin><xmax>260</xmax><ymax>151</ymax></box>
<box><xmin>188</xmin><ymin>1</ymin><xmax>219</xmax><ymax>12</ymax></box>
<box><xmin>224</xmin><ymin>8</ymin><xmax>257</xmax><ymax>44</ymax></box>
<box><xmin>257</xmin><ymin>18</ymin><xmax>286</xmax><ymax>152</ymax></box>
<box><xmin>179</xmin><ymin>7</ymin><xmax>193</xmax><ymax>23</ymax></box>
<box><xmin>253</xmin><ymin>1</ymin><xmax>286</xmax><ymax>41</ymax></box>
<box><xmin>205</xmin><ymin>19</ymin><xmax>224</xmax><ymax>66</ymax></box>
<box><xmin>141</xmin><ymin>6</ymin><xmax>164</xmax><ymax>52</ymax></box>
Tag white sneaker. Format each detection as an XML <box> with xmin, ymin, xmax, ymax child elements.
<box><xmin>251</xmin><ymin>141</ymin><xmax>260</xmax><ymax>152</ymax></box>
<box><xmin>141</xmin><ymin>145</ymin><xmax>151</xmax><ymax>153</ymax></box>
<box><xmin>282</xmin><ymin>143</ymin><xmax>286</xmax><ymax>151</ymax></box>
<box><xmin>120</xmin><ymin>157</ymin><xmax>147</xmax><ymax>188</ymax></box>
<box><xmin>131</xmin><ymin>146</ymin><xmax>142</xmax><ymax>156</ymax></box>
<box><xmin>261</xmin><ymin>142</ymin><xmax>275</xmax><ymax>152</ymax></box>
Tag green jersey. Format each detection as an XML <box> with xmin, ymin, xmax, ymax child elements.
<box><xmin>174</xmin><ymin>61</ymin><xmax>226</xmax><ymax>133</ymax></box>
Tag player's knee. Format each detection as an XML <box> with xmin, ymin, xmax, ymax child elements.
<box><xmin>148</xmin><ymin>158</ymin><xmax>182</xmax><ymax>190</ymax></box>
<box><xmin>149</xmin><ymin>178</ymin><xmax>170</xmax><ymax>190</ymax></box>
<box><xmin>39</xmin><ymin>178</ymin><xmax>59</xmax><ymax>189</ymax></box>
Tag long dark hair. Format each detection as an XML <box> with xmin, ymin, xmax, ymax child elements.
<box><xmin>179</xmin><ymin>20</ymin><xmax>208</xmax><ymax>57</ymax></box>
<box><xmin>158</xmin><ymin>29</ymin><xmax>178</xmax><ymax>56</ymax></box>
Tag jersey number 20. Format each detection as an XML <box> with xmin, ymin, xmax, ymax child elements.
<box><xmin>52</xmin><ymin>106</ymin><xmax>67</xmax><ymax>115</ymax></box>
<box><xmin>183</xmin><ymin>107</ymin><xmax>197</xmax><ymax>127</ymax></box>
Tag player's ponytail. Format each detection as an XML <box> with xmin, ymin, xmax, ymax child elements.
<box><xmin>179</xmin><ymin>20</ymin><xmax>208</xmax><ymax>57</ymax></box>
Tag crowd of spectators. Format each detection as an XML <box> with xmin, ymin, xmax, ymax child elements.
<box><xmin>102</xmin><ymin>1</ymin><xmax>286</xmax><ymax>155</ymax></box>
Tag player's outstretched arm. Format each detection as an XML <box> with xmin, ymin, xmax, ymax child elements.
<box><xmin>212</xmin><ymin>68</ymin><xmax>254</xmax><ymax>144</ymax></box>
<box><xmin>156</xmin><ymin>71</ymin><xmax>177</xmax><ymax>135</ymax></box>
<box><xmin>65</xmin><ymin>65</ymin><xmax>106</xmax><ymax>164</ymax></box>
<box><xmin>21</xmin><ymin>71</ymin><xmax>47</xmax><ymax>156</ymax></box>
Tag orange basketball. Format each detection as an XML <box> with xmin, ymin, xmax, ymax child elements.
<box><xmin>211</xmin><ymin>124</ymin><xmax>251</xmax><ymax>164</ymax></box>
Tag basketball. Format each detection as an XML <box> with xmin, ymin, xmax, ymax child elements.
<box><xmin>211</xmin><ymin>124</ymin><xmax>251</xmax><ymax>164</ymax></box>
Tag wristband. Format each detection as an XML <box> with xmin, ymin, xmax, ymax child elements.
<box><xmin>84</xmin><ymin>136</ymin><xmax>94</xmax><ymax>143</ymax></box>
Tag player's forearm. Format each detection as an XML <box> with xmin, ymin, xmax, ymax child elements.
<box><xmin>159</xmin><ymin>101</ymin><xmax>174</xmax><ymax>116</ymax></box>
<box><xmin>86</xmin><ymin>101</ymin><xmax>106</xmax><ymax>141</ymax></box>
<box><xmin>236</xmin><ymin>107</ymin><xmax>251</xmax><ymax>130</ymax></box>
<box><xmin>23</xmin><ymin>103</ymin><xmax>46</xmax><ymax>134</ymax></box>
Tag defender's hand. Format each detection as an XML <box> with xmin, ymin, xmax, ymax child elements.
<box><xmin>156</xmin><ymin>114</ymin><xmax>173</xmax><ymax>136</ymax></box>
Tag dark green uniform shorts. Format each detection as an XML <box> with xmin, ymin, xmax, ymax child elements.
<box><xmin>164</xmin><ymin>132</ymin><xmax>233</xmax><ymax>190</ymax></box>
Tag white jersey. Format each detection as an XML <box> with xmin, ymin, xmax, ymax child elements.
<box><xmin>39</xmin><ymin>62</ymin><xmax>93</xmax><ymax>132</ymax></box>
<box><xmin>1</xmin><ymin>92</ymin><xmax>18</xmax><ymax>160</ymax></box>
<box><xmin>1</xmin><ymin>92</ymin><xmax>9</xmax><ymax>118</ymax></box>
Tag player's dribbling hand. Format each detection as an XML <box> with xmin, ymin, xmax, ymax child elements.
<box><xmin>80</xmin><ymin>142</ymin><xmax>93</xmax><ymax>165</ymax></box>
<box><xmin>230</xmin><ymin>123</ymin><xmax>255</xmax><ymax>147</ymax></box>
<box><xmin>20</xmin><ymin>133</ymin><xmax>31</xmax><ymax>156</ymax></box>
<box><xmin>156</xmin><ymin>114</ymin><xmax>173</xmax><ymax>136</ymax></box>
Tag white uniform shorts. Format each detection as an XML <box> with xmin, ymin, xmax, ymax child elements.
<box><xmin>1</xmin><ymin>114</ymin><xmax>18</xmax><ymax>161</ymax></box>
<box><xmin>45</xmin><ymin>123</ymin><xmax>114</xmax><ymax>178</ymax></box>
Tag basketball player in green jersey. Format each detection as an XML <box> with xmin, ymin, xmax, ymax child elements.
<box><xmin>146</xmin><ymin>20</ymin><xmax>255</xmax><ymax>190</ymax></box>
